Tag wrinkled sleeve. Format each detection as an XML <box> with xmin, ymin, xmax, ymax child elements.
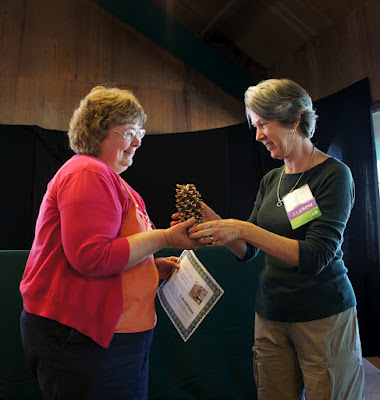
<box><xmin>58</xmin><ymin>170</ymin><xmax>130</xmax><ymax>277</ymax></box>
<box><xmin>298</xmin><ymin>163</ymin><xmax>354</xmax><ymax>275</ymax></box>
<box><xmin>240</xmin><ymin>181</ymin><xmax>265</xmax><ymax>262</ymax></box>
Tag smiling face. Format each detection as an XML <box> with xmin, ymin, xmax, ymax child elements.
<box><xmin>97</xmin><ymin>122</ymin><xmax>143</xmax><ymax>174</ymax></box>
<box><xmin>248</xmin><ymin>109</ymin><xmax>297</xmax><ymax>160</ymax></box>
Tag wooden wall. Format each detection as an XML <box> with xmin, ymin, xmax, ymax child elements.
<box><xmin>1</xmin><ymin>0</ymin><xmax>379</xmax><ymax>134</ymax></box>
<box><xmin>268</xmin><ymin>0</ymin><xmax>380</xmax><ymax>106</ymax></box>
<box><xmin>0</xmin><ymin>0</ymin><xmax>245</xmax><ymax>134</ymax></box>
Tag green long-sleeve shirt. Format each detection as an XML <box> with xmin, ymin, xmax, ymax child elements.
<box><xmin>245</xmin><ymin>157</ymin><xmax>356</xmax><ymax>322</ymax></box>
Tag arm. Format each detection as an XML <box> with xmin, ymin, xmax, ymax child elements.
<box><xmin>59</xmin><ymin>169</ymin><xmax>201</xmax><ymax>277</ymax></box>
<box><xmin>189</xmin><ymin>219</ymin><xmax>299</xmax><ymax>265</ymax></box>
<box><xmin>202</xmin><ymin>202</ymin><xmax>248</xmax><ymax>260</ymax></box>
<box><xmin>172</xmin><ymin>201</ymin><xmax>248</xmax><ymax>260</ymax></box>
<box><xmin>123</xmin><ymin>218</ymin><xmax>201</xmax><ymax>270</ymax></box>
<box><xmin>190</xmin><ymin>160</ymin><xmax>354</xmax><ymax>272</ymax></box>
<box><xmin>297</xmin><ymin>162</ymin><xmax>354</xmax><ymax>274</ymax></box>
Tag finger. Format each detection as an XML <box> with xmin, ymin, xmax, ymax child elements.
<box><xmin>188</xmin><ymin>222</ymin><xmax>210</xmax><ymax>234</ymax></box>
<box><xmin>166</xmin><ymin>257</ymin><xmax>180</xmax><ymax>268</ymax></box>
<box><xmin>171</xmin><ymin>212</ymin><xmax>180</xmax><ymax>219</ymax></box>
<box><xmin>170</xmin><ymin>220</ymin><xmax>181</xmax><ymax>226</ymax></box>
<box><xmin>180</xmin><ymin>217</ymin><xmax>196</xmax><ymax>228</ymax></box>
<box><xmin>189</xmin><ymin>229</ymin><xmax>213</xmax><ymax>239</ymax></box>
<box><xmin>163</xmin><ymin>257</ymin><xmax>179</xmax><ymax>266</ymax></box>
<box><xmin>201</xmin><ymin>202</ymin><xmax>211</xmax><ymax>211</ymax></box>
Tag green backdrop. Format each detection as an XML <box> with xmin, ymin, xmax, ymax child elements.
<box><xmin>1</xmin><ymin>247</ymin><xmax>262</xmax><ymax>400</ymax></box>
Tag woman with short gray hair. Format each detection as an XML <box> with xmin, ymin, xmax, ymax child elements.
<box><xmin>188</xmin><ymin>78</ymin><xmax>364</xmax><ymax>400</ymax></box>
<box><xmin>244</xmin><ymin>78</ymin><xmax>317</xmax><ymax>139</ymax></box>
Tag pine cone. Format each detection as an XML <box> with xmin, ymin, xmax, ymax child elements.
<box><xmin>175</xmin><ymin>184</ymin><xmax>204</xmax><ymax>224</ymax></box>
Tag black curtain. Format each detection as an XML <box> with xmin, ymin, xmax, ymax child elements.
<box><xmin>310</xmin><ymin>78</ymin><xmax>380</xmax><ymax>357</ymax></box>
<box><xmin>1</xmin><ymin>78</ymin><xmax>379</xmax><ymax>355</ymax></box>
<box><xmin>1</xmin><ymin>125</ymin><xmax>74</xmax><ymax>249</ymax></box>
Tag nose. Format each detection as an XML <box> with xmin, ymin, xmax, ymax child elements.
<box><xmin>255</xmin><ymin>127</ymin><xmax>265</xmax><ymax>142</ymax></box>
<box><xmin>131</xmin><ymin>135</ymin><xmax>142</xmax><ymax>148</ymax></box>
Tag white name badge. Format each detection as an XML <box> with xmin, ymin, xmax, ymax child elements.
<box><xmin>282</xmin><ymin>184</ymin><xmax>322</xmax><ymax>229</ymax></box>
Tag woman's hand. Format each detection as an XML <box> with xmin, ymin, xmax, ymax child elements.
<box><xmin>202</xmin><ymin>202</ymin><xmax>222</xmax><ymax>222</ymax></box>
<box><xmin>155</xmin><ymin>256</ymin><xmax>180</xmax><ymax>279</ymax></box>
<box><xmin>124</xmin><ymin>218</ymin><xmax>203</xmax><ymax>271</ymax></box>
<box><xmin>188</xmin><ymin>219</ymin><xmax>243</xmax><ymax>246</ymax></box>
<box><xmin>170</xmin><ymin>202</ymin><xmax>221</xmax><ymax>227</ymax></box>
<box><xmin>170</xmin><ymin>212</ymin><xmax>182</xmax><ymax>227</ymax></box>
<box><xmin>165</xmin><ymin>217</ymin><xmax>204</xmax><ymax>250</ymax></box>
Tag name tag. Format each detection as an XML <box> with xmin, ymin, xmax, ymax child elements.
<box><xmin>283</xmin><ymin>184</ymin><xmax>322</xmax><ymax>230</ymax></box>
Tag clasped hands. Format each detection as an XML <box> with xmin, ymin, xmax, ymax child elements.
<box><xmin>170</xmin><ymin>202</ymin><xmax>241</xmax><ymax>247</ymax></box>
<box><xmin>160</xmin><ymin>202</ymin><xmax>242</xmax><ymax>280</ymax></box>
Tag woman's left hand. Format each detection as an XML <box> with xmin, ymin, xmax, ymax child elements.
<box><xmin>155</xmin><ymin>256</ymin><xmax>180</xmax><ymax>279</ymax></box>
<box><xmin>188</xmin><ymin>219</ymin><xmax>242</xmax><ymax>246</ymax></box>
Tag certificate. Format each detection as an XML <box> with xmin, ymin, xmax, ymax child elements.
<box><xmin>157</xmin><ymin>250</ymin><xmax>224</xmax><ymax>342</ymax></box>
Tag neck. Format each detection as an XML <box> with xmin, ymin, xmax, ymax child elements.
<box><xmin>284</xmin><ymin>140</ymin><xmax>315</xmax><ymax>173</ymax></box>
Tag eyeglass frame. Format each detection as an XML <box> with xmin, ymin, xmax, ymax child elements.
<box><xmin>111</xmin><ymin>128</ymin><xmax>146</xmax><ymax>141</ymax></box>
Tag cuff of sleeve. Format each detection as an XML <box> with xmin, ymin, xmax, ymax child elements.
<box><xmin>238</xmin><ymin>243</ymin><xmax>259</xmax><ymax>263</ymax></box>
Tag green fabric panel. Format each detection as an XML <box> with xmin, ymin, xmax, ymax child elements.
<box><xmin>151</xmin><ymin>247</ymin><xmax>261</xmax><ymax>400</ymax></box>
<box><xmin>0</xmin><ymin>251</ymin><xmax>43</xmax><ymax>400</ymax></box>
<box><xmin>1</xmin><ymin>248</ymin><xmax>261</xmax><ymax>399</ymax></box>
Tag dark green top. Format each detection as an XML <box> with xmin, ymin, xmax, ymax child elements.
<box><xmin>244</xmin><ymin>157</ymin><xmax>356</xmax><ymax>322</ymax></box>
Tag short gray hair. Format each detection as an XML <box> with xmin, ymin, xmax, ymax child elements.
<box><xmin>244</xmin><ymin>79</ymin><xmax>318</xmax><ymax>138</ymax></box>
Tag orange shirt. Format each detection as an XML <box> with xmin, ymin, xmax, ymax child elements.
<box><xmin>114</xmin><ymin>180</ymin><xmax>159</xmax><ymax>333</ymax></box>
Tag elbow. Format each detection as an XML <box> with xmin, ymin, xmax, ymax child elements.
<box><xmin>66</xmin><ymin>240</ymin><xmax>127</xmax><ymax>277</ymax></box>
<box><xmin>68</xmin><ymin>255</ymin><xmax>116</xmax><ymax>277</ymax></box>
<box><xmin>298</xmin><ymin>247</ymin><xmax>334</xmax><ymax>275</ymax></box>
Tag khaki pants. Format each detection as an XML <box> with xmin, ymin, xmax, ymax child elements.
<box><xmin>253</xmin><ymin>308</ymin><xmax>364</xmax><ymax>400</ymax></box>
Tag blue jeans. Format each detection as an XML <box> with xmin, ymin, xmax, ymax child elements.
<box><xmin>20</xmin><ymin>310</ymin><xmax>153</xmax><ymax>400</ymax></box>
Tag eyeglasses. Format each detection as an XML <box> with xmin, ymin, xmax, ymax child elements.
<box><xmin>111</xmin><ymin>128</ymin><xmax>146</xmax><ymax>141</ymax></box>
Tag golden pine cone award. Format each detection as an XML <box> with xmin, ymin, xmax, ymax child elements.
<box><xmin>175</xmin><ymin>184</ymin><xmax>204</xmax><ymax>224</ymax></box>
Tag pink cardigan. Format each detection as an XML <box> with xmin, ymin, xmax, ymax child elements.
<box><xmin>20</xmin><ymin>154</ymin><xmax>148</xmax><ymax>348</ymax></box>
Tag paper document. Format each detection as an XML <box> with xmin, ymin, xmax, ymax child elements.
<box><xmin>157</xmin><ymin>250</ymin><xmax>224</xmax><ymax>342</ymax></box>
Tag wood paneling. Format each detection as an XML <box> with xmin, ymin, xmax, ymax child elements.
<box><xmin>268</xmin><ymin>0</ymin><xmax>380</xmax><ymax>104</ymax></box>
<box><xmin>0</xmin><ymin>0</ymin><xmax>244</xmax><ymax>133</ymax></box>
<box><xmin>1</xmin><ymin>0</ymin><xmax>379</xmax><ymax>133</ymax></box>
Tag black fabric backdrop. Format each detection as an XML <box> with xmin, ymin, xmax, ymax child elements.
<box><xmin>1</xmin><ymin>78</ymin><xmax>379</xmax><ymax>355</ymax></box>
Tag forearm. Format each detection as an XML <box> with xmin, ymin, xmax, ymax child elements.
<box><xmin>240</xmin><ymin>221</ymin><xmax>300</xmax><ymax>266</ymax></box>
<box><xmin>124</xmin><ymin>230</ymin><xmax>168</xmax><ymax>270</ymax></box>
<box><xmin>124</xmin><ymin>218</ymin><xmax>201</xmax><ymax>270</ymax></box>
<box><xmin>225</xmin><ymin>240</ymin><xmax>248</xmax><ymax>260</ymax></box>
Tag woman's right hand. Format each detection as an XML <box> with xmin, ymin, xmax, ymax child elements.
<box><xmin>165</xmin><ymin>217</ymin><xmax>204</xmax><ymax>250</ymax></box>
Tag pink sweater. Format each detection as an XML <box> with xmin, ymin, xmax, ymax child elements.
<box><xmin>20</xmin><ymin>154</ymin><xmax>146</xmax><ymax>348</ymax></box>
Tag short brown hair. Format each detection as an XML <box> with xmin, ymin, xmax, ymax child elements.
<box><xmin>68</xmin><ymin>85</ymin><xmax>147</xmax><ymax>156</ymax></box>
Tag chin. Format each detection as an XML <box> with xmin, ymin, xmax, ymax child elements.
<box><xmin>114</xmin><ymin>163</ymin><xmax>129</xmax><ymax>174</ymax></box>
<box><xmin>270</xmin><ymin>150</ymin><xmax>283</xmax><ymax>160</ymax></box>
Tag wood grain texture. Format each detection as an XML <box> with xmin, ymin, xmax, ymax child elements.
<box><xmin>268</xmin><ymin>0</ymin><xmax>380</xmax><ymax>103</ymax></box>
<box><xmin>1</xmin><ymin>0</ymin><xmax>379</xmax><ymax>133</ymax></box>
<box><xmin>0</xmin><ymin>0</ymin><xmax>244</xmax><ymax>133</ymax></box>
